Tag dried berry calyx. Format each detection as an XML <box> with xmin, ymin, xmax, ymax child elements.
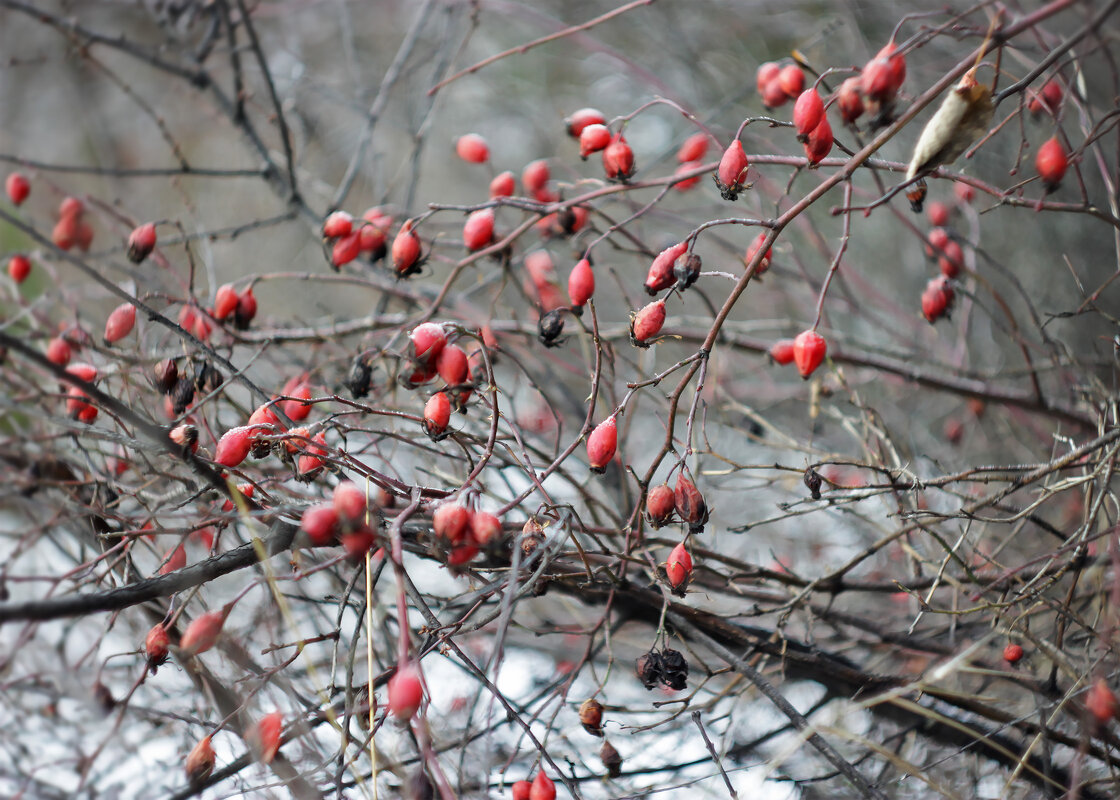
<box><xmin>600</xmin><ymin>739</ymin><xmax>623</xmax><ymax>778</ymax></box>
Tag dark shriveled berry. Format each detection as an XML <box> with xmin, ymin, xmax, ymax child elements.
<box><xmin>660</xmin><ymin>648</ymin><xmax>689</xmax><ymax>690</ymax></box>
<box><xmin>537</xmin><ymin>309</ymin><xmax>566</xmax><ymax>348</ymax></box>
<box><xmin>345</xmin><ymin>356</ymin><xmax>373</xmax><ymax>398</ymax></box>
<box><xmin>804</xmin><ymin>467</ymin><xmax>823</xmax><ymax>500</ymax></box>
<box><xmin>600</xmin><ymin>739</ymin><xmax>623</xmax><ymax>778</ymax></box>
<box><xmin>673</xmin><ymin>252</ymin><xmax>701</xmax><ymax>291</ymax></box>
<box><xmin>636</xmin><ymin>651</ymin><xmax>664</xmax><ymax>689</ymax></box>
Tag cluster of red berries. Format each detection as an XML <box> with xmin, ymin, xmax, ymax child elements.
<box><xmin>768</xmin><ymin>330</ymin><xmax>828</xmax><ymax>379</ymax></box>
<box><xmin>431</xmin><ymin>499</ymin><xmax>505</xmax><ymax>568</ymax></box>
<box><xmin>300</xmin><ymin>480</ymin><xmax>381</xmax><ymax>560</ymax></box>
<box><xmin>322</xmin><ymin>207</ymin><xmax>396</xmax><ymax>269</ymax></box>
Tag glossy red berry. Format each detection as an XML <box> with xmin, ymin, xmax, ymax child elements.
<box><xmin>179</xmin><ymin>610</ymin><xmax>226</xmax><ymax>657</ymax></box>
<box><xmin>455</xmin><ymin>133</ymin><xmax>490</xmax><ymax>164</ymax></box>
<box><xmin>756</xmin><ymin>62</ymin><xmax>780</xmax><ymax>95</ymax></box>
<box><xmin>630</xmin><ymin>299</ymin><xmax>666</xmax><ymax>346</ymax></box>
<box><xmin>921</xmin><ymin>276</ymin><xmax>955</xmax><ymax>323</ymax></box>
<box><xmin>8</xmin><ymin>254</ymin><xmax>31</xmax><ymax>284</ymax></box>
<box><xmin>282</xmin><ymin>380</ymin><xmax>313</xmax><ymax>422</ymax></box>
<box><xmin>579</xmin><ymin>123</ymin><xmax>613</xmax><ymax>159</ymax></box>
<box><xmin>145</xmin><ymin>624</ymin><xmax>172</xmax><ymax>673</ymax></box>
<box><xmin>127</xmin><ymin>222</ymin><xmax>157</xmax><ymax>263</ymax></box>
<box><xmin>469</xmin><ymin>511</ymin><xmax>502</xmax><ymax>547</ymax></box>
<box><xmin>645</xmin><ymin>241</ymin><xmax>688</xmax><ymax>295</ymax></box>
<box><xmin>185</xmin><ymin>736</ymin><xmax>215</xmax><ymax>785</ymax></box>
<box><xmin>433</xmin><ymin>502</ymin><xmax>472</xmax><ymax>544</ymax></box>
<box><xmin>769</xmin><ymin>339</ymin><xmax>795</xmax><ymax>365</ymax></box>
<box><xmin>646</xmin><ymin>483</ymin><xmax>675</xmax><ymax>527</ymax></box>
<box><xmin>214</xmin><ymin>426</ymin><xmax>253</xmax><ymax>468</ymax></box>
<box><xmin>46</xmin><ymin>336</ymin><xmax>72</xmax><ymax>366</ymax></box>
<box><xmin>392</xmin><ymin>220</ymin><xmax>423</xmax><ymax>276</ymax></box>
<box><xmin>331</xmin><ymin>231</ymin><xmax>362</xmax><ymax>267</ymax></box>
<box><xmin>837</xmin><ymin>77</ymin><xmax>865</xmax><ymax>124</ymax></box>
<box><xmin>666</xmin><ymin>542</ymin><xmax>693</xmax><ymax>590</ymax></box>
<box><xmin>251</xmin><ymin>712</ymin><xmax>283</xmax><ymax>764</ymax></box>
<box><xmin>213</xmin><ymin>283</ymin><xmax>239</xmax><ymax>320</ymax></box>
<box><xmin>511</xmin><ymin>780</ymin><xmax>533</xmax><ymax>800</ymax></box>
<box><xmin>359</xmin><ymin>208</ymin><xmax>392</xmax><ymax>254</ymax></box>
<box><xmin>1035</xmin><ymin>136</ymin><xmax>1068</xmax><ymax>191</ymax></box>
<box><xmin>410</xmin><ymin>322</ymin><xmax>447</xmax><ymax>366</ymax></box>
<box><xmin>522</xmin><ymin>160</ymin><xmax>551</xmax><ymax>196</ymax></box>
<box><xmin>6</xmin><ymin>172</ymin><xmax>30</xmax><ymax>206</ymax></box>
<box><xmin>1028</xmin><ymin>78</ymin><xmax>1063</xmax><ymax>116</ymax></box>
<box><xmin>104</xmin><ymin>302</ymin><xmax>136</xmax><ymax>343</ymax></box>
<box><xmin>760</xmin><ymin>77</ymin><xmax>789</xmax><ymax>109</ymax></box>
<box><xmin>677</xmin><ymin>132</ymin><xmax>709</xmax><ymax>163</ymax></box>
<box><xmin>462</xmin><ymin>209</ymin><xmax>495</xmax><ymax>251</ymax></box>
<box><xmin>322</xmin><ymin>211</ymin><xmax>353</xmax><ymax>239</ymax></box>
<box><xmin>424</xmin><ymin>391</ymin><xmax>452</xmax><ymax>438</ymax></box>
<box><xmin>159</xmin><ymin>542</ymin><xmax>187</xmax><ymax>575</ymax></box>
<box><xmin>778</xmin><ymin>64</ymin><xmax>805</xmax><ymax>98</ymax></box>
<box><xmin>793</xmin><ymin>90</ymin><xmax>824</xmax><ymax>140</ymax></box>
<box><xmin>436</xmin><ymin>344</ymin><xmax>469</xmax><ymax>386</ymax></box>
<box><xmin>301</xmin><ymin>503</ymin><xmax>339</xmax><ymax>545</ymax></box>
<box><xmin>602</xmin><ymin>135</ymin><xmax>635</xmax><ymax>182</ymax></box>
<box><xmin>388</xmin><ymin>663</ymin><xmax>424</xmax><ymax>720</ymax></box>
<box><xmin>862</xmin><ymin>42</ymin><xmax>906</xmax><ymax>105</ymax></box>
<box><xmin>1003</xmin><ymin>643</ymin><xmax>1024</xmax><ymax>664</ymax></box>
<box><xmin>587</xmin><ymin>416</ymin><xmax>617</xmax><ymax>474</ymax></box>
<box><xmin>745</xmin><ymin>232</ymin><xmax>772</xmax><ymax>274</ymax></box>
<box><xmin>565</xmin><ymin>107</ymin><xmax>607</xmax><ymax>138</ymax></box>
<box><xmin>297</xmin><ymin>431</ymin><xmax>328</xmax><ymax>478</ymax></box>
<box><xmin>490</xmin><ymin>171</ymin><xmax>516</xmax><ymax>198</ymax></box>
<box><xmin>716</xmin><ymin>139</ymin><xmax>749</xmax><ymax>200</ymax></box>
<box><xmin>332</xmin><ymin>481</ymin><xmax>367</xmax><ymax>523</ymax></box>
<box><xmin>529</xmin><ymin>772</ymin><xmax>556</xmax><ymax>800</ymax></box>
<box><xmin>235</xmin><ymin>287</ymin><xmax>257</xmax><ymax>330</ymax></box>
<box><xmin>793</xmin><ymin>330</ymin><xmax>827</xmax><ymax>378</ymax></box>
<box><xmin>568</xmin><ymin>258</ymin><xmax>595</xmax><ymax>307</ymax></box>
<box><xmin>1087</xmin><ymin>679</ymin><xmax>1120</xmax><ymax>725</ymax></box>
<box><xmin>803</xmin><ymin>117</ymin><xmax>834</xmax><ymax>165</ymax></box>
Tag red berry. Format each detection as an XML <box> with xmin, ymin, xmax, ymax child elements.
<box><xmin>677</xmin><ymin>132</ymin><xmax>709</xmax><ymax>163</ymax></box>
<box><xmin>778</xmin><ymin>64</ymin><xmax>805</xmax><ymax>98</ymax></box>
<box><xmin>524</xmin><ymin>249</ymin><xmax>555</xmax><ymax>288</ymax></box>
<box><xmin>235</xmin><ymin>287</ymin><xmax>258</xmax><ymax>330</ymax></box>
<box><xmin>46</xmin><ymin>336</ymin><xmax>72</xmax><ymax>366</ymax></box>
<box><xmin>565</xmin><ymin>107</ymin><xmax>607</xmax><ymax>138</ymax></box>
<box><xmin>159</xmin><ymin>542</ymin><xmax>187</xmax><ymax>575</ymax></box>
<box><xmin>342</xmin><ymin>529</ymin><xmax>376</xmax><ymax>561</ymax></box>
<box><xmin>213</xmin><ymin>283</ymin><xmax>239</xmax><ymax>320</ymax></box>
<box><xmin>745</xmin><ymin>232</ymin><xmax>772</xmax><ymax>274</ymax></box>
<box><xmin>1087</xmin><ymin>679</ymin><xmax>1120</xmax><ymax>725</ymax></box>
<box><xmin>529</xmin><ymin>772</ymin><xmax>556</xmax><ymax>800</ymax></box>
<box><xmin>104</xmin><ymin>302</ymin><xmax>136</xmax><ymax>343</ymax></box>
<box><xmin>388</xmin><ymin>663</ymin><xmax>424</xmax><ymax>720</ymax></box>
<box><xmin>6</xmin><ymin>172</ymin><xmax>30</xmax><ymax>206</ymax></box>
<box><xmin>921</xmin><ymin>276</ymin><xmax>955</xmax><ymax>323</ymax></box>
<box><xmin>323</xmin><ymin>210</ymin><xmax>353</xmax><ymax>239</ymax></box>
<box><xmin>127</xmin><ymin>222</ymin><xmax>157</xmax><ymax>263</ymax></box>
<box><xmin>179</xmin><ymin>609</ymin><xmax>226</xmax><ymax>657</ymax></box>
<box><xmin>645</xmin><ymin>241</ymin><xmax>688</xmax><ymax>295</ymax></box>
<box><xmin>602</xmin><ymin>135</ymin><xmax>635</xmax><ymax>182</ymax></box>
<box><xmin>8</xmin><ymin>254</ymin><xmax>31</xmax><ymax>284</ymax></box>
<box><xmin>359</xmin><ymin>208</ymin><xmax>392</xmax><ymax>253</ymax></box>
<box><xmin>646</xmin><ymin>483</ymin><xmax>675</xmax><ymax>527</ymax></box>
<box><xmin>837</xmin><ymin>77</ymin><xmax>865</xmax><ymax>125</ymax></box>
<box><xmin>1035</xmin><ymin>136</ymin><xmax>1068</xmax><ymax>190</ymax></box>
<box><xmin>52</xmin><ymin>216</ymin><xmax>78</xmax><ymax>251</ymax></box>
<box><xmin>424</xmin><ymin>391</ymin><xmax>452</xmax><ymax>438</ymax></box>
<box><xmin>1029</xmin><ymin>78</ymin><xmax>1063</xmax><ymax>116</ymax></box>
<box><xmin>511</xmin><ymin>780</ymin><xmax>533</xmax><ymax>800</ymax></box>
<box><xmin>410</xmin><ymin>322</ymin><xmax>447</xmax><ymax>366</ymax></box>
<box><xmin>938</xmin><ymin>240</ymin><xmax>964</xmax><ymax>278</ymax></box>
<box><xmin>301</xmin><ymin>503</ymin><xmax>339</xmax><ymax>545</ymax></box>
<box><xmin>630</xmin><ymin>298</ymin><xmax>666</xmax><ymax>346</ymax></box>
<box><xmin>793</xmin><ymin>330</ymin><xmax>827</xmax><ymax>378</ymax></box>
<box><xmin>803</xmin><ymin>117</ymin><xmax>833</xmax><ymax>165</ymax></box>
<box><xmin>862</xmin><ymin>42</ymin><xmax>906</xmax><ymax>104</ymax></box>
<box><xmin>567</xmin><ymin>258</ymin><xmax>595</xmax><ymax>307</ymax></box>
<box><xmin>769</xmin><ymin>339</ymin><xmax>795</xmax><ymax>365</ymax></box>
<box><xmin>297</xmin><ymin>431</ymin><xmax>329</xmax><ymax>478</ymax></box>
<box><xmin>462</xmin><ymin>209</ymin><xmax>495</xmax><ymax>251</ymax></box>
<box><xmin>214</xmin><ymin>426</ymin><xmax>253</xmax><ymax>468</ymax></box>
<box><xmin>925</xmin><ymin>227</ymin><xmax>950</xmax><ymax>258</ymax></box>
<box><xmin>67</xmin><ymin>362</ymin><xmax>98</xmax><ymax>383</ymax></box>
<box><xmin>433</xmin><ymin>502</ymin><xmax>471</xmax><ymax>545</ymax></box>
<box><xmin>185</xmin><ymin>736</ymin><xmax>215</xmax><ymax>785</ymax></box>
<box><xmin>332</xmin><ymin>481</ymin><xmax>367</xmax><ymax>523</ymax></box>
<box><xmin>282</xmin><ymin>381</ymin><xmax>313</xmax><ymax>422</ymax></box>
<box><xmin>666</xmin><ymin>542</ymin><xmax>693</xmax><ymax>590</ymax></box>
<box><xmin>674</xmin><ymin>474</ymin><xmax>708</xmax><ymax>529</ymax></box>
<box><xmin>455</xmin><ymin>133</ymin><xmax>490</xmax><ymax>164</ymax></box>
<box><xmin>954</xmin><ymin>181</ymin><xmax>975</xmax><ymax>203</ymax></box>
<box><xmin>674</xmin><ymin>161</ymin><xmax>702</xmax><ymax>191</ymax></box>
<box><xmin>716</xmin><ymin>139</ymin><xmax>749</xmax><ymax>200</ymax></box>
<box><xmin>436</xmin><ymin>344</ymin><xmax>469</xmax><ymax>386</ymax></box>
<box><xmin>469</xmin><ymin>511</ymin><xmax>502</xmax><ymax>547</ymax></box>
<box><xmin>793</xmin><ymin>90</ymin><xmax>824</xmax><ymax>140</ymax></box>
<box><xmin>490</xmin><ymin>171</ymin><xmax>516</xmax><ymax>198</ymax></box>
<box><xmin>392</xmin><ymin>220</ymin><xmax>423</xmax><ymax>276</ymax></box>
<box><xmin>522</xmin><ymin>160</ymin><xmax>551</xmax><ymax>196</ymax></box>
<box><xmin>145</xmin><ymin>624</ymin><xmax>171</xmax><ymax>671</ymax></box>
<box><xmin>250</xmin><ymin>712</ymin><xmax>283</xmax><ymax>764</ymax></box>
<box><xmin>579</xmin><ymin>123</ymin><xmax>613</xmax><ymax>158</ymax></box>
<box><xmin>1003</xmin><ymin>643</ymin><xmax>1024</xmax><ymax>664</ymax></box>
<box><xmin>756</xmin><ymin>62</ymin><xmax>781</xmax><ymax>95</ymax></box>
<box><xmin>926</xmin><ymin>201</ymin><xmax>950</xmax><ymax>227</ymax></box>
<box><xmin>331</xmin><ymin>231</ymin><xmax>362</xmax><ymax>267</ymax></box>
<box><xmin>760</xmin><ymin>78</ymin><xmax>789</xmax><ymax>109</ymax></box>
<box><xmin>59</xmin><ymin>196</ymin><xmax>84</xmax><ymax>219</ymax></box>
<box><xmin>587</xmin><ymin>416</ymin><xmax>617</xmax><ymax>474</ymax></box>
<box><xmin>75</xmin><ymin>220</ymin><xmax>94</xmax><ymax>252</ymax></box>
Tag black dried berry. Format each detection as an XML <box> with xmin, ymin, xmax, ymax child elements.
<box><xmin>538</xmin><ymin>309</ymin><xmax>566</xmax><ymax>348</ymax></box>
